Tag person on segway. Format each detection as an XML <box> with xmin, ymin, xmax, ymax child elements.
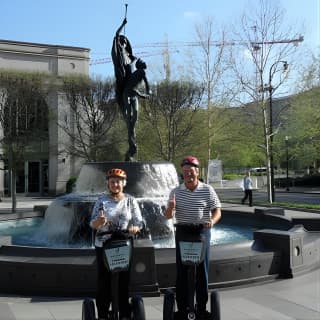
<box><xmin>164</xmin><ymin>156</ymin><xmax>222</xmax><ymax>320</ymax></box>
<box><xmin>90</xmin><ymin>168</ymin><xmax>143</xmax><ymax>320</ymax></box>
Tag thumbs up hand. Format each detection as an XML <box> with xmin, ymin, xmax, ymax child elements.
<box><xmin>168</xmin><ymin>193</ymin><xmax>176</xmax><ymax>211</ymax></box>
<box><xmin>165</xmin><ymin>193</ymin><xmax>176</xmax><ymax>219</ymax></box>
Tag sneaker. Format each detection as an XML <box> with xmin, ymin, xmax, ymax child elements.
<box><xmin>174</xmin><ymin>310</ymin><xmax>186</xmax><ymax>320</ymax></box>
<box><xmin>197</xmin><ymin>310</ymin><xmax>212</xmax><ymax>319</ymax></box>
<box><xmin>119</xmin><ymin>313</ymin><xmax>131</xmax><ymax>320</ymax></box>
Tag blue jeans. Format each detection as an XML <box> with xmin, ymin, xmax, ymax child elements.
<box><xmin>175</xmin><ymin>227</ymin><xmax>211</xmax><ymax>313</ymax></box>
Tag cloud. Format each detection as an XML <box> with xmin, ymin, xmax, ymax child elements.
<box><xmin>183</xmin><ymin>11</ymin><xmax>200</xmax><ymax>19</ymax></box>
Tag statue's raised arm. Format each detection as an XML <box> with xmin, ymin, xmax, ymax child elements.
<box><xmin>111</xmin><ymin>18</ymin><xmax>135</xmax><ymax>106</ymax></box>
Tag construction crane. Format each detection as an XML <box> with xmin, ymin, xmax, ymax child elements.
<box><xmin>89</xmin><ymin>35</ymin><xmax>304</xmax><ymax>66</ymax></box>
<box><xmin>89</xmin><ymin>49</ymin><xmax>179</xmax><ymax>65</ymax></box>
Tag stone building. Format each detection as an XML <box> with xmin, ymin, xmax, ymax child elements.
<box><xmin>0</xmin><ymin>39</ymin><xmax>90</xmax><ymax>196</ymax></box>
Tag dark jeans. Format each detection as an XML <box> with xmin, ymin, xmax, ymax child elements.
<box><xmin>95</xmin><ymin>247</ymin><xmax>131</xmax><ymax>319</ymax></box>
<box><xmin>242</xmin><ymin>189</ymin><xmax>253</xmax><ymax>206</ymax></box>
<box><xmin>175</xmin><ymin>227</ymin><xmax>211</xmax><ymax>313</ymax></box>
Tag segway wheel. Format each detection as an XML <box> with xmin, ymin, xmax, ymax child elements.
<box><xmin>82</xmin><ymin>298</ymin><xmax>96</xmax><ymax>320</ymax></box>
<box><xmin>163</xmin><ymin>289</ymin><xmax>175</xmax><ymax>320</ymax></box>
<box><xmin>131</xmin><ymin>295</ymin><xmax>146</xmax><ymax>320</ymax></box>
<box><xmin>210</xmin><ymin>290</ymin><xmax>221</xmax><ymax>320</ymax></box>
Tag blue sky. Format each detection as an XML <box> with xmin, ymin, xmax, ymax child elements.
<box><xmin>1</xmin><ymin>0</ymin><xmax>319</xmax><ymax>79</ymax></box>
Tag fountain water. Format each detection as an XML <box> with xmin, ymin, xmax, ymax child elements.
<box><xmin>39</xmin><ymin>161</ymin><xmax>179</xmax><ymax>246</ymax></box>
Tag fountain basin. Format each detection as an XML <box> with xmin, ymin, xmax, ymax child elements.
<box><xmin>1</xmin><ymin>208</ymin><xmax>320</xmax><ymax>297</ymax></box>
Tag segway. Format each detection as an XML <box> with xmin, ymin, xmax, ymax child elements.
<box><xmin>82</xmin><ymin>225</ymin><xmax>146</xmax><ymax>320</ymax></box>
<box><xmin>163</xmin><ymin>224</ymin><xmax>221</xmax><ymax>320</ymax></box>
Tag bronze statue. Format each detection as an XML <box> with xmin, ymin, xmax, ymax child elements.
<box><xmin>111</xmin><ymin>15</ymin><xmax>151</xmax><ymax>161</ymax></box>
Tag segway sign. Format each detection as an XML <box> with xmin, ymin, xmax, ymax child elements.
<box><xmin>179</xmin><ymin>241</ymin><xmax>204</xmax><ymax>265</ymax></box>
<box><xmin>104</xmin><ymin>245</ymin><xmax>131</xmax><ymax>271</ymax></box>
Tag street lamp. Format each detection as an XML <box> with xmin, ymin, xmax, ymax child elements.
<box><xmin>285</xmin><ymin>136</ymin><xmax>289</xmax><ymax>191</ymax></box>
<box><xmin>267</xmin><ymin>60</ymin><xmax>288</xmax><ymax>202</ymax></box>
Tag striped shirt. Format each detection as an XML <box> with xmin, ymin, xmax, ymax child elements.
<box><xmin>169</xmin><ymin>182</ymin><xmax>221</xmax><ymax>224</ymax></box>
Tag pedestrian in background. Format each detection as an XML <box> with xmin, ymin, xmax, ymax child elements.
<box><xmin>241</xmin><ymin>171</ymin><xmax>253</xmax><ymax>206</ymax></box>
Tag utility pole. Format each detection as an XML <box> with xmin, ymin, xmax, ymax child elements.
<box><xmin>252</xmin><ymin>34</ymin><xmax>303</xmax><ymax>204</ymax></box>
<box><xmin>163</xmin><ymin>34</ymin><xmax>171</xmax><ymax>82</ymax></box>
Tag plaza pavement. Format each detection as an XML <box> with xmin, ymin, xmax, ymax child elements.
<box><xmin>0</xmin><ymin>195</ymin><xmax>319</xmax><ymax>319</ymax></box>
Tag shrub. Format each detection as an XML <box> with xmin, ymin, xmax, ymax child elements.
<box><xmin>223</xmin><ymin>173</ymin><xmax>243</xmax><ymax>180</ymax></box>
<box><xmin>66</xmin><ymin>176</ymin><xmax>77</xmax><ymax>193</ymax></box>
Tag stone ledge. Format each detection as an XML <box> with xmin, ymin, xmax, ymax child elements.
<box><xmin>255</xmin><ymin>207</ymin><xmax>285</xmax><ymax>216</ymax></box>
<box><xmin>33</xmin><ymin>205</ymin><xmax>48</xmax><ymax>214</ymax></box>
<box><xmin>0</xmin><ymin>236</ymin><xmax>12</xmax><ymax>246</ymax></box>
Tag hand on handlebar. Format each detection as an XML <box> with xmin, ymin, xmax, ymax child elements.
<box><xmin>128</xmin><ymin>225</ymin><xmax>140</xmax><ymax>235</ymax></box>
<box><xmin>204</xmin><ymin>221</ymin><xmax>213</xmax><ymax>229</ymax></box>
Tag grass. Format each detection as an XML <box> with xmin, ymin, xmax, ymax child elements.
<box><xmin>265</xmin><ymin>202</ymin><xmax>320</xmax><ymax>211</ymax></box>
<box><xmin>224</xmin><ymin>199</ymin><xmax>320</xmax><ymax>211</ymax></box>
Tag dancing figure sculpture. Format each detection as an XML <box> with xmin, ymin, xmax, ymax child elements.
<box><xmin>111</xmin><ymin>16</ymin><xmax>151</xmax><ymax>161</ymax></box>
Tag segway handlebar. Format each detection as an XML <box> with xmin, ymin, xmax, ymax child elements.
<box><xmin>174</xmin><ymin>223</ymin><xmax>204</xmax><ymax>233</ymax></box>
<box><xmin>98</xmin><ymin>221</ymin><xmax>149</xmax><ymax>240</ymax></box>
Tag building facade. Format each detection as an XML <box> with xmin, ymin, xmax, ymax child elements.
<box><xmin>0</xmin><ymin>39</ymin><xmax>90</xmax><ymax>196</ymax></box>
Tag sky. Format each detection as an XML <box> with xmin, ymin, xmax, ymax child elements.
<box><xmin>1</xmin><ymin>0</ymin><xmax>319</xmax><ymax>79</ymax></box>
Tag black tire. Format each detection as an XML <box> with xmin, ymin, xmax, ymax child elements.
<box><xmin>210</xmin><ymin>290</ymin><xmax>221</xmax><ymax>320</ymax></box>
<box><xmin>82</xmin><ymin>298</ymin><xmax>96</xmax><ymax>320</ymax></box>
<box><xmin>163</xmin><ymin>289</ymin><xmax>175</xmax><ymax>320</ymax></box>
<box><xmin>131</xmin><ymin>295</ymin><xmax>146</xmax><ymax>320</ymax></box>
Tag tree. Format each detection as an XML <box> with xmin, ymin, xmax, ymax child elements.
<box><xmin>282</xmin><ymin>86</ymin><xmax>320</xmax><ymax>172</ymax></box>
<box><xmin>296</xmin><ymin>52</ymin><xmax>320</xmax><ymax>91</ymax></box>
<box><xmin>0</xmin><ymin>71</ymin><xmax>49</xmax><ymax>212</ymax></box>
<box><xmin>139</xmin><ymin>80</ymin><xmax>203</xmax><ymax>162</ymax></box>
<box><xmin>229</xmin><ymin>0</ymin><xmax>303</xmax><ymax>202</ymax></box>
<box><xmin>277</xmin><ymin>52</ymin><xmax>320</xmax><ymax>173</ymax></box>
<box><xmin>188</xmin><ymin>17</ymin><xmax>231</xmax><ymax>167</ymax></box>
<box><xmin>59</xmin><ymin>75</ymin><xmax>119</xmax><ymax>161</ymax></box>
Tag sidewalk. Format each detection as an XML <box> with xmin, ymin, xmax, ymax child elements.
<box><xmin>0</xmin><ymin>265</ymin><xmax>319</xmax><ymax>319</ymax></box>
<box><xmin>0</xmin><ymin>196</ymin><xmax>320</xmax><ymax>319</ymax></box>
<box><xmin>0</xmin><ymin>196</ymin><xmax>54</xmax><ymax>210</ymax></box>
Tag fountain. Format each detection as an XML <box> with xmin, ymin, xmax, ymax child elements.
<box><xmin>1</xmin><ymin>160</ymin><xmax>320</xmax><ymax>297</ymax></box>
<box><xmin>38</xmin><ymin>161</ymin><xmax>178</xmax><ymax>247</ymax></box>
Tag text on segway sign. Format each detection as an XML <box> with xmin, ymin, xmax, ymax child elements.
<box><xmin>104</xmin><ymin>246</ymin><xmax>131</xmax><ymax>271</ymax></box>
<box><xmin>179</xmin><ymin>241</ymin><xmax>204</xmax><ymax>264</ymax></box>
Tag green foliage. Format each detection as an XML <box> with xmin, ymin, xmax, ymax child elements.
<box><xmin>223</xmin><ymin>173</ymin><xmax>243</xmax><ymax>180</ymax></box>
<box><xmin>266</xmin><ymin>202</ymin><xmax>320</xmax><ymax>211</ymax></box>
<box><xmin>66</xmin><ymin>176</ymin><xmax>77</xmax><ymax>193</ymax></box>
<box><xmin>284</xmin><ymin>87</ymin><xmax>320</xmax><ymax>169</ymax></box>
<box><xmin>138</xmin><ymin>80</ymin><xmax>204</xmax><ymax>162</ymax></box>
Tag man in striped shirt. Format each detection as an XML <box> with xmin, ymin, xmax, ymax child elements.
<box><xmin>164</xmin><ymin>156</ymin><xmax>221</xmax><ymax>319</ymax></box>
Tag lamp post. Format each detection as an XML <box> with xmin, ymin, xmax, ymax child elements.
<box><xmin>267</xmin><ymin>60</ymin><xmax>288</xmax><ymax>202</ymax></box>
<box><xmin>285</xmin><ymin>136</ymin><xmax>289</xmax><ymax>191</ymax></box>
